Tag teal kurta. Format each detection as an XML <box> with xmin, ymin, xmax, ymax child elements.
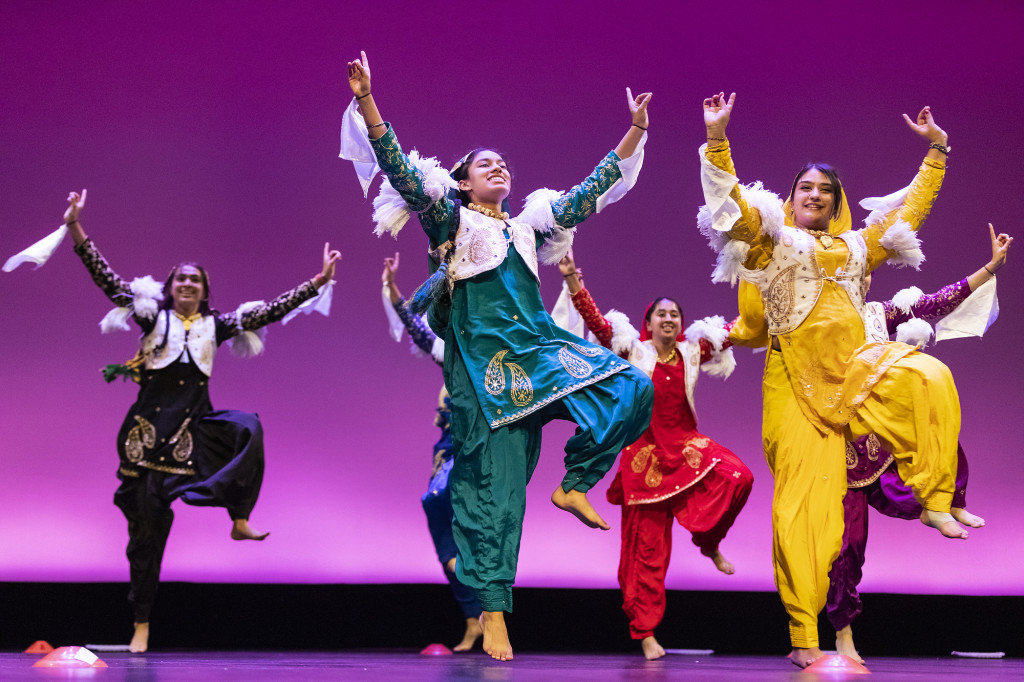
<box><xmin>371</xmin><ymin>125</ymin><xmax>631</xmax><ymax>428</ymax></box>
<box><xmin>369</xmin><ymin>125</ymin><xmax>653</xmax><ymax>612</ymax></box>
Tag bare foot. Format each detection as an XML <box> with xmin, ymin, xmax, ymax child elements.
<box><xmin>129</xmin><ymin>622</ymin><xmax>149</xmax><ymax>653</ymax></box>
<box><xmin>641</xmin><ymin>635</ymin><xmax>666</xmax><ymax>660</ymax></box>
<box><xmin>790</xmin><ymin>646</ymin><xmax>824</xmax><ymax>668</ymax></box>
<box><xmin>231</xmin><ymin>518</ymin><xmax>270</xmax><ymax>541</ymax></box>
<box><xmin>951</xmin><ymin>507</ymin><xmax>985</xmax><ymax>528</ymax></box>
<box><xmin>453</xmin><ymin>617</ymin><xmax>483</xmax><ymax>652</ymax></box>
<box><xmin>702</xmin><ymin>547</ymin><xmax>735</xmax><ymax>575</ymax></box>
<box><xmin>835</xmin><ymin>625</ymin><xmax>864</xmax><ymax>664</ymax></box>
<box><xmin>550</xmin><ymin>487</ymin><xmax>610</xmax><ymax>530</ymax></box>
<box><xmin>920</xmin><ymin>510</ymin><xmax>968</xmax><ymax>539</ymax></box>
<box><xmin>480</xmin><ymin>611</ymin><xmax>513</xmax><ymax>661</ymax></box>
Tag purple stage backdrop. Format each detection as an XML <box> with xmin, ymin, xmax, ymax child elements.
<box><xmin>2</xmin><ymin>1</ymin><xmax>1022</xmax><ymax>596</ymax></box>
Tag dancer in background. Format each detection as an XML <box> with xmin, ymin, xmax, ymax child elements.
<box><xmin>828</xmin><ymin>224</ymin><xmax>1009</xmax><ymax>662</ymax></box>
<box><xmin>701</xmin><ymin>93</ymin><xmax>960</xmax><ymax>667</ymax></box>
<box><xmin>62</xmin><ymin>190</ymin><xmax>338</xmax><ymax>652</ymax></box>
<box><xmin>381</xmin><ymin>252</ymin><xmax>483</xmax><ymax>652</ymax></box>
<box><xmin>557</xmin><ymin>249</ymin><xmax>752</xmax><ymax>660</ymax></box>
<box><xmin>345</xmin><ymin>51</ymin><xmax>654</xmax><ymax>660</ymax></box>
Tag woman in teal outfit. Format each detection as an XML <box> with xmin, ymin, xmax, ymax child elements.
<box><xmin>346</xmin><ymin>52</ymin><xmax>654</xmax><ymax>660</ymax></box>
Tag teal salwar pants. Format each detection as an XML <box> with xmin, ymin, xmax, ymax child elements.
<box><xmin>447</xmin><ymin>343</ymin><xmax>653</xmax><ymax>612</ymax></box>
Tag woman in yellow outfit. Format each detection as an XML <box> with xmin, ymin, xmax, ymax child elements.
<box><xmin>699</xmin><ymin>93</ymin><xmax>964</xmax><ymax>668</ymax></box>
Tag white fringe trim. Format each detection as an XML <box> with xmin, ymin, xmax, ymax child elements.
<box><xmin>603</xmin><ymin>310</ymin><xmax>640</xmax><ymax>356</ymax></box>
<box><xmin>879</xmin><ymin>220</ymin><xmax>925</xmax><ymax>270</ymax></box>
<box><xmin>518</xmin><ymin>188</ymin><xmax>564</xmax><ymax>234</ymax></box>
<box><xmin>696</xmin><ymin>204</ymin><xmax>730</xmax><ymax>253</ymax></box>
<box><xmin>890</xmin><ymin>286</ymin><xmax>924</xmax><ymax>315</ymax></box>
<box><xmin>129</xmin><ymin>276</ymin><xmax>164</xmax><ymax>320</ymax></box>
<box><xmin>702</xmin><ymin>347</ymin><xmax>736</xmax><ymax>378</ymax></box>
<box><xmin>227</xmin><ymin>300</ymin><xmax>269</xmax><ymax>357</ymax></box>
<box><xmin>895</xmin><ymin>317</ymin><xmax>934</xmax><ymax>349</ymax></box>
<box><xmin>684</xmin><ymin>315</ymin><xmax>728</xmax><ymax>350</ymax></box>
<box><xmin>430</xmin><ymin>336</ymin><xmax>446</xmax><ymax>364</ymax></box>
<box><xmin>371</xmin><ymin>152</ymin><xmax>456</xmax><ymax>238</ymax></box>
<box><xmin>537</xmin><ymin>226</ymin><xmax>576</xmax><ymax>265</ymax></box>
<box><xmin>100</xmin><ymin>307</ymin><xmax>132</xmax><ymax>333</ymax></box>
<box><xmin>712</xmin><ymin>240</ymin><xmax>751</xmax><ymax>287</ymax></box>
<box><xmin>228</xmin><ymin>329</ymin><xmax>267</xmax><ymax>358</ymax></box>
<box><xmin>740</xmin><ymin>182</ymin><xmax>785</xmax><ymax>240</ymax></box>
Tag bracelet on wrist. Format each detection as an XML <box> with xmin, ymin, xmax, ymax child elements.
<box><xmin>984</xmin><ymin>264</ymin><xmax>997</xmax><ymax>276</ymax></box>
<box><xmin>928</xmin><ymin>142</ymin><xmax>951</xmax><ymax>155</ymax></box>
<box><xmin>707</xmin><ymin>136</ymin><xmax>726</xmax><ymax>142</ymax></box>
<box><xmin>632</xmin><ymin>123</ymin><xmax>647</xmax><ymax>131</ymax></box>
<box><xmin>367</xmin><ymin>121</ymin><xmax>386</xmax><ymax>129</ymax></box>
<box><xmin>66</xmin><ymin>220</ymin><xmax>79</xmax><ymax>226</ymax></box>
<box><xmin>355</xmin><ymin>91</ymin><xmax>372</xmax><ymax>100</ymax></box>
<box><xmin>562</xmin><ymin>270</ymin><xmax>577</xmax><ymax>277</ymax></box>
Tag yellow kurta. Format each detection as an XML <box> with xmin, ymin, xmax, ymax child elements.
<box><xmin>707</xmin><ymin>143</ymin><xmax>958</xmax><ymax>648</ymax></box>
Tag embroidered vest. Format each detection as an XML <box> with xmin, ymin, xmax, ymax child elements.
<box><xmin>755</xmin><ymin>226</ymin><xmax>868</xmax><ymax>335</ymax></box>
<box><xmin>448</xmin><ymin>207</ymin><xmax>540</xmax><ymax>283</ymax></box>
<box><xmin>862</xmin><ymin>301</ymin><xmax>888</xmax><ymax>344</ymax></box>
<box><xmin>627</xmin><ymin>339</ymin><xmax>701</xmax><ymax>424</ymax></box>
<box><xmin>141</xmin><ymin>310</ymin><xmax>217</xmax><ymax>376</ymax></box>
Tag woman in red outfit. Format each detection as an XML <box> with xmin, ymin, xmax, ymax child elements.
<box><xmin>558</xmin><ymin>250</ymin><xmax>753</xmax><ymax>659</ymax></box>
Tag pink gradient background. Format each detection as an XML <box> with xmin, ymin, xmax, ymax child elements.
<box><xmin>2</xmin><ymin>1</ymin><xmax>1021</xmax><ymax>596</ymax></box>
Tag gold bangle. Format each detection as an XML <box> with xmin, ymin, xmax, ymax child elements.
<box><xmin>984</xmin><ymin>264</ymin><xmax>996</xmax><ymax>276</ymax></box>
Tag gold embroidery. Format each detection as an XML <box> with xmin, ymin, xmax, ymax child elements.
<box><xmin>631</xmin><ymin>444</ymin><xmax>654</xmax><ymax>473</ymax></box>
<box><xmin>119</xmin><ymin>466</ymin><xmax>141</xmax><ymax>478</ymax></box>
<box><xmin>558</xmin><ymin>345</ymin><xmax>594</xmax><ymax>379</ymax></box>
<box><xmin>683</xmin><ymin>445</ymin><xmax>702</xmax><ymax>469</ymax></box>
<box><xmin>845</xmin><ymin>441</ymin><xmax>858</xmax><ymax>469</ymax></box>
<box><xmin>485</xmin><ymin>350</ymin><xmax>508</xmax><ymax>395</ymax></box>
<box><xmin>645</xmin><ymin>454</ymin><xmax>663</xmax><ymax>488</ymax></box>
<box><xmin>125</xmin><ymin>416</ymin><xmax>156</xmax><ymax>463</ymax></box>
<box><xmin>169</xmin><ymin>418</ymin><xmax>193</xmax><ymax>462</ymax></box>
<box><xmin>137</xmin><ymin>460</ymin><xmax>196</xmax><ymax>476</ymax></box>
<box><xmin>508</xmin><ymin>362</ymin><xmax>534</xmax><ymax>407</ymax></box>
<box><xmin>800</xmin><ymin>360</ymin><xmax>822</xmax><ymax>398</ymax></box>
<box><xmin>567</xmin><ymin>341</ymin><xmax>602</xmax><ymax>357</ymax></box>
<box><xmin>765</xmin><ymin>265</ymin><xmax>798</xmax><ymax>325</ymax></box>
<box><xmin>489</xmin><ymin>364</ymin><xmax>626</xmax><ymax>428</ymax></box>
<box><xmin>866</xmin><ymin>434</ymin><xmax>881</xmax><ymax>462</ymax></box>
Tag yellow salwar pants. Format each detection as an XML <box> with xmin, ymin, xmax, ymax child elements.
<box><xmin>763</xmin><ymin>349</ymin><xmax>960</xmax><ymax>648</ymax></box>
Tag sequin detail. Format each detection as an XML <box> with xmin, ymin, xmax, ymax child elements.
<box><xmin>125</xmin><ymin>416</ymin><xmax>156</xmax><ymax>463</ymax></box>
<box><xmin>485</xmin><ymin>350</ymin><xmax>509</xmax><ymax>395</ymax></box>
<box><xmin>631</xmin><ymin>444</ymin><xmax>655</xmax><ymax>473</ymax></box>
<box><xmin>508</xmin><ymin>362</ymin><xmax>534</xmax><ymax>407</ymax></box>
<box><xmin>558</xmin><ymin>345</ymin><xmax>594</xmax><ymax>379</ymax></box>
<box><xmin>169</xmin><ymin>417</ymin><xmax>194</xmax><ymax>462</ymax></box>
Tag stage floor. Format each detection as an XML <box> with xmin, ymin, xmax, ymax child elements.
<box><xmin>2</xmin><ymin>650</ymin><xmax>1021</xmax><ymax>681</ymax></box>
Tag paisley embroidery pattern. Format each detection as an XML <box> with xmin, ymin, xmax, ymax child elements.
<box><xmin>485</xmin><ymin>350</ymin><xmax>509</xmax><ymax>395</ymax></box>
<box><xmin>508</xmin><ymin>361</ymin><xmax>534</xmax><ymax>407</ymax></box>
<box><xmin>125</xmin><ymin>416</ymin><xmax>156</xmax><ymax>463</ymax></box>
<box><xmin>567</xmin><ymin>341</ymin><xmax>602</xmax><ymax>357</ymax></box>
<box><xmin>765</xmin><ymin>265</ymin><xmax>797</xmax><ymax>325</ymax></box>
<box><xmin>558</xmin><ymin>345</ymin><xmax>594</xmax><ymax>379</ymax></box>
<box><xmin>645</xmin><ymin>454</ymin><xmax>663</xmax><ymax>488</ymax></box>
<box><xmin>631</xmin><ymin>444</ymin><xmax>655</xmax><ymax>473</ymax></box>
<box><xmin>845</xmin><ymin>441</ymin><xmax>858</xmax><ymax>469</ymax></box>
<box><xmin>865</xmin><ymin>434</ymin><xmax>881</xmax><ymax>462</ymax></box>
<box><xmin>169</xmin><ymin>417</ymin><xmax>193</xmax><ymax>462</ymax></box>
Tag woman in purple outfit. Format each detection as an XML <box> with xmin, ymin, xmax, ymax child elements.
<box><xmin>828</xmin><ymin>224</ymin><xmax>1012</xmax><ymax>663</ymax></box>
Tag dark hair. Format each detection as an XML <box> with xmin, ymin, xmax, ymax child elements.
<box><xmin>788</xmin><ymin>162</ymin><xmax>844</xmax><ymax>221</ymax></box>
<box><xmin>645</xmin><ymin>297</ymin><xmax>683</xmax><ymax>325</ymax></box>
<box><xmin>161</xmin><ymin>262</ymin><xmax>212</xmax><ymax>315</ymax></box>
<box><xmin>452</xmin><ymin>148</ymin><xmax>512</xmax><ymax>214</ymax></box>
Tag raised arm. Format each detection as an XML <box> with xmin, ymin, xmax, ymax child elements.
<box><xmin>549</xmin><ymin>89</ymin><xmax>651</xmax><ymax>229</ymax></box>
<box><xmin>558</xmin><ymin>250</ymin><xmax>615</xmax><ymax>349</ymax></box>
<box><xmin>701</xmin><ymin>92</ymin><xmax>773</xmax><ymax>260</ymax></box>
<box><xmin>381</xmin><ymin>251</ymin><xmax>439</xmax><ymax>356</ymax></box>
<box><xmin>863</xmin><ymin>107</ymin><xmax>948</xmax><ymax>269</ymax></box>
<box><xmin>65</xmin><ymin>190</ymin><xmax>135</xmax><ymax>306</ymax></box>
<box><xmin>348</xmin><ymin>52</ymin><xmax>456</xmax><ymax>245</ymax></box>
<box><xmin>883</xmin><ymin>224</ymin><xmax>1012</xmax><ymax>330</ymax></box>
<box><xmin>221</xmin><ymin>243</ymin><xmax>339</xmax><ymax>334</ymax></box>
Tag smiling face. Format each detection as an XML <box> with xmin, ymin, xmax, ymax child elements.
<box><xmin>645</xmin><ymin>298</ymin><xmax>683</xmax><ymax>346</ymax></box>
<box><xmin>170</xmin><ymin>264</ymin><xmax>206</xmax><ymax>314</ymax></box>
<box><xmin>456</xmin><ymin>150</ymin><xmax>510</xmax><ymax>207</ymax></box>
<box><xmin>790</xmin><ymin>168</ymin><xmax>836</xmax><ymax>231</ymax></box>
